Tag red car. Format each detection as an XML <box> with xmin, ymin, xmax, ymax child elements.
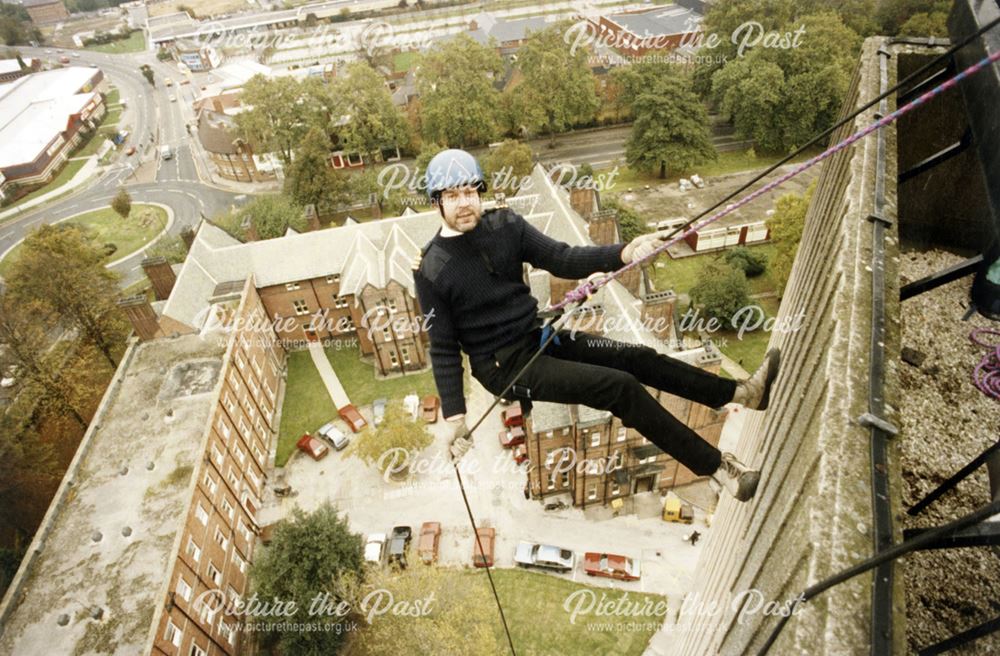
<box><xmin>472</xmin><ymin>527</ymin><xmax>495</xmax><ymax>568</ymax></box>
<box><xmin>501</xmin><ymin>403</ymin><xmax>523</xmax><ymax>428</ymax></box>
<box><xmin>296</xmin><ymin>433</ymin><xmax>328</xmax><ymax>461</ymax></box>
<box><xmin>338</xmin><ymin>404</ymin><xmax>368</xmax><ymax>433</ymax></box>
<box><xmin>421</xmin><ymin>395</ymin><xmax>439</xmax><ymax>423</ymax></box>
<box><xmin>512</xmin><ymin>444</ymin><xmax>528</xmax><ymax>465</ymax></box>
<box><xmin>498</xmin><ymin>425</ymin><xmax>525</xmax><ymax>448</ymax></box>
<box><xmin>583</xmin><ymin>552</ymin><xmax>641</xmax><ymax>581</ymax></box>
<box><xmin>417</xmin><ymin>521</ymin><xmax>441</xmax><ymax>565</ymax></box>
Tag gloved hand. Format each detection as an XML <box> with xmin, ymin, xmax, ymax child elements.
<box><xmin>447</xmin><ymin>415</ymin><xmax>473</xmax><ymax>464</ymax></box>
<box><xmin>621</xmin><ymin>230</ymin><xmax>670</xmax><ymax>265</ymax></box>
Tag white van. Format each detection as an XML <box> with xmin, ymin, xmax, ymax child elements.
<box><xmin>160</xmin><ymin>145</ymin><xmax>173</xmax><ymax>160</ymax></box>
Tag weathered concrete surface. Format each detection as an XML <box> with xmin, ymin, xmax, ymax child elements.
<box><xmin>667</xmin><ymin>37</ymin><xmax>908</xmax><ymax>656</ymax></box>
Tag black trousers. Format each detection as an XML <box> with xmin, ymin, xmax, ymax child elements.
<box><xmin>469</xmin><ymin>325</ymin><xmax>737</xmax><ymax>476</ymax></box>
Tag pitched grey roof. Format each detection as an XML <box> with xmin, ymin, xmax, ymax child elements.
<box><xmin>531</xmin><ymin>401</ymin><xmax>573</xmax><ymax>433</ymax></box>
<box><xmin>607</xmin><ymin>4</ymin><xmax>702</xmax><ymax>38</ymax></box>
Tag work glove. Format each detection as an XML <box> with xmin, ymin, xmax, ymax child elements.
<box><xmin>447</xmin><ymin>416</ymin><xmax>473</xmax><ymax>464</ymax></box>
<box><xmin>621</xmin><ymin>230</ymin><xmax>670</xmax><ymax>265</ymax></box>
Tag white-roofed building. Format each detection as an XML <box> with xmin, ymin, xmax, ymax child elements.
<box><xmin>0</xmin><ymin>66</ymin><xmax>106</xmax><ymax>198</ymax></box>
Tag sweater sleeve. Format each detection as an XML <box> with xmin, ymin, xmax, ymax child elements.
<box><xmin>414</xmin><ymin>270</ymin><xmax>467</xmax><ymax>418</ymax></box>
<box><xmin>518</xmin><ymin>212</ymin><xmax>626</xmax><ymax>279</ymax></box>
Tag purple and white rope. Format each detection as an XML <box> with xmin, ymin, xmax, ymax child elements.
<box><xmin>551</xmin><ymin>47</ymin><xmax>1000</xmax><ymax>312</ymax></box>
<box><xmin>971</xmin><ymin>328</ymin><xmax>1000</xmax><ymax>401</ymax></box>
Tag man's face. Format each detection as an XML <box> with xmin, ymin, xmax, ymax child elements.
<box><xmin>438</xmin><ymin>186</ymin><xmax>482</xmax><ymax>232</ymax></box>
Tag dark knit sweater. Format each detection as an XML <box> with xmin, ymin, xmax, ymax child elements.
<box><xmin>413</xmin><ymin>207</ymin><xmax>626</xmax><ymax>418</ymax></box>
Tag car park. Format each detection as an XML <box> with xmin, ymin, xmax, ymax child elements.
<box><xmin>472</xmin><ymin>527</ymin><xmax>495</xmax><ymax>568</ymax></box>
<box><xmin>421</xmin><ymin>395</ymin><xmax>439</xmax><ymax>423</ymax></box>
<box><xmin>514</xmin><ymin>541</ymin><xmax>575</xmax><ymax>572</ymax></box>
<box><xmin>388</xmin><ymin>526</ymin><xmax>412</xmax><ymax>568</ymax></box>
<box><xmin>338</xmin><ymin>404</ymin><xmax>368</xmax><ymax>432</ymax></box>
<box><xmin>498</xmin><ymin>426</ymin><xmax>525</xmax><ymax>449</ymax></box>
<box><xmin>296</xmin><ymin>434</ymin><xmax>328</xmax><ymax>461</ymax></box>
<box><xmin>417</xmin><ymin>522</ymin><xmax>441</xmax><ymax>564</ymax></box>
<box><xmin>372</xmin><ymin>398</ymin><xmax>387</xmax><ymax>426</ymax></box>
<box><xmin>583</xmin><ymin>552</ymin><xmax>641</xmax><ymax>581</ymax></box>
<box><xmin>364</xmin><ymin>533</ymin><xmax>387</xmax><ymax>564</ymax></box>
<box><xmin>317</xmin><ymin>421</ymin><xmax>349</xmax><ymax>450</ymax></box>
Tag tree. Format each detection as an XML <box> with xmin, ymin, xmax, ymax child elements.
<box><xmin>110</xmin><ymin>187</ymin><xmax>132</xmax><ymax>219</ymax></box>
<box><xmin>234</xmin><ymin>75</ymin><xmax>328</xmax><ymax>165</ymax></box>
<box><xmin>416</xmin><ymin>34</ymin><xmax>504</xmax><ymax>147</ymax></box>
<box><xmin>690</xmin><ymin>260</ymin><xmax>751</xmax><ymax>324</ymax></box>
<box><xmin>145</xmin><ymin>234</ymin><xmax>189</xmax><ymax>264</ymax></box>
<box><xmin>5</xmin><ymin>225</ymin><xmax>126</xmax><ymax>368</ymax></box>
<box><xmin>876</xmin><ymin>0</ymin><xmax>950</xmax><ymax>35</ymax></box>
<box><xmin>328</xmin><ymin>62</ymin><xmax>411</xmax><ymax>166</ymax></box>
<box><xmin>482</xmin><ymin>139</ymin><xmax>533</xmax><ymax>195</ymax></box>
<box><xmin>724</xmin><ymin>247</ymin><xmax>768</xmax><ymax>278</ymax></box>
<box><xmin>284</xmin><ymin>127</ymin><xmax>339</xmax><ymax>209</ymax></box>
<box><xmin>346</xmin><ymin>561</ymin><xmax>503</xmax><ymax>655</ymax></box>
<box><xmin>249</xmin><ymin>502</ymin><xmax>365</xmax><ymax>656</ymax></box>
<box><xmin>346</xmin><ymin>401</ymin><xmax>433</xmax><ymax>480</ymax></box>
<box><xmin>767</xmin><ymin>182</ymin><xmax>815</xmax><ymax>296</ymax></box>
<box><xmin>139</xmin><ymin>64</ymin><xmax>154</xmax><ymax>87</ymax></box>
<box><xmin>614</xmin><ymin>63</ymin><xmax>716</xmax><ymax>178</ymax></box>
<box><xmin>516</xmin><ymin>22</ymin><xmax>600</xmax><ymax>144</ymax></box>
<box><xmin>710</xmin><ymin>12</ymin><xmax>860</xmax><ymax>154</ymax></box>
<box><xmin>234</xmin><ymin>194</ymin><xmax>308</xmax><ymax>240</ymax></box>
<box><xmin>0</xmin><ymin>292</ymin><xmax>90</xmax><ymax>427</ymax></box>
<box><xmin>601</xmin><ymin>197</ymin><xmax>647</xmax><ymax>243</ymax></box>
<box><xmin>898</xmin><ymin>10</ymin><xmax>949</xmax><ymax>37</ymax></box>
<box><xmin>414</xmin><ymin>141</ymin><xmax>445</xmax><ymax>178</ymax></box>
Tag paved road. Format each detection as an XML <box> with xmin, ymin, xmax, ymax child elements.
<box><xmin>2</xmin><ymin>47</ymin><xmax>241</xmax><ymax>288</ymax></box>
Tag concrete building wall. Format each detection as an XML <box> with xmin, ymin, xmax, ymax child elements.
<box><xmin>671</xmin><ymin>38</ymin><xmax>905</xmax><ymax>655</ymax></box>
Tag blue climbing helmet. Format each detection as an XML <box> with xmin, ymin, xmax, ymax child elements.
<box><xmin>424</xmin><ymin>149</ymin><xmax>486</xmax><ymax>202</ymax></box>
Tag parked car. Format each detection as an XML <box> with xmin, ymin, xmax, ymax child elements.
<box><xmin>678</xmin><ymin>178</ymin><xmax>693</xmax><ymax>191</ymax></box>
<box><xmin>372</xmin><ymin>398</ymin><xmax>387</xmax><ymax>426</ymax></box>
<box><xmin>417</xmin><ymin>522</ymin><xmax>441</xmax><ymax>565</ymax></box>
<box><xmin>58</xmin><ymin>56</ymin><xmax>70</xmax><ymax>64</ymax></box>
<box><xmin>296</xmin><ymin>433</ymin><xmax>328</xmax><ymax>461</ymax></box>
<box><xmin>501</xmin><ymin>403</ymin><xmax>523</xmax><ymax>428</ymax></box>
<box><xmin>364</xmin><ymin>533</ymin><xmax>387</xmax><ymax>564</ymax></box>
<box><xmin>403</xmin><ymin>393</ymin><xmax>419</xmax><ymax>420</ymax></box>
<box><xmin>512</xmin><ymin>444</ymin><xmax>528</xmax><ymax>465</ymax></box>
<box><xmin>338</xmin><ymin>404</ymin><xmax>368</xmax><ymax>433</ymax></box>
<box><xmin>125</xmin><ymin>146</ymin><xmax>136</xmax><ymax>156</ymax></box>
<box><xmin>388</xmin><ymin>526</ymin><xmax>412</xmax><ymax>568</ymax></box>
<box><xmin>690</xmin><ymin>174</ymin><xmax>705</xmax><ymax>188</ymax></box>
<box><xmin>472</xmin><ymin>527</ymin><xmax>496</xmax><ymax>568</ymax></box>
<box><xmin>317</xmin><ymin>421</ymin><xmax>349</xmax><ymax>450</ymax></box>
<box><xmin>168</xmin><ymin>94</ymin><xmax>176</xmax><ymax>102</ymax></box>
<box><xmin>421</xmin><ymin>395</ymin><xmax>439</xmax><ymax>423</ymax></box>
<box><xmin>583</xmin><ymin>552</ymin><xmax>641</xmax><ymax>581</ymax></box>
<box><xmin>164</xmin><ymin>77</ymin><xmax>173</xmax><ymax>86</ymax></box>
<box><xmin>514</xmin><ymin>541</ymin><xmax>575</xmax><ymax>572</ymax></box>
<box><xmin>498</xmin><ymin>426</ymin><xmax>525</xmax><ymax>449</ymax></box>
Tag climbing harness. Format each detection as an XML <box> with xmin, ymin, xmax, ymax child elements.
<box><xmin>450</xmin><ymin>24</ymin><xmax>1000</xmax><ymax>656</ymax></box>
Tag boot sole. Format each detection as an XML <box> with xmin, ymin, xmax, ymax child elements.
<box><xmin>756</xmin><ymin>348</ymin><xmax>781</xmax><ymax>411</ymax></box>
<box><xmin>736</xmin><ymin>471</ymin><xmax>761</xmax><ymax>502</ymax></box>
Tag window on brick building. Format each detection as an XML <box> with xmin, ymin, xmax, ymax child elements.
<box><xmin>293</xmin><ymin>299</ymin><xmax>309</xmax><ymax>315</ymax></box>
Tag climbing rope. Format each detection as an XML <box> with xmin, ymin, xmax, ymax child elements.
<box><xmin>548</xmin><ymin>45</ymin><xmax>1000</xmax><ymax>314</ymax></box>
<box><xmin>971</xmin><ymin>328</ymin><xmax>1000</xmax><ymax>400</ymax></box>
<box><xmin>452</xmin><ymin>35</ymin><xmax>1000</xmax><ymax>656</ymax></box>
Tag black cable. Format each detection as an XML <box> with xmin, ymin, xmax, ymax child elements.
<box><xmin>756</xmin><ymin>498</ymin><xmax>1000</xmax><ymax>655</ymax></box>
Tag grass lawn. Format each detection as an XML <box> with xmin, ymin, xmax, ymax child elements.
<box><xmin>105</xmin><ymin>87</ymin><xmax>120</xmax><ymax>106</ymax></box>
<box><xmin>392</xmin><ymin>50</ymin><xmax>418</xmax><ymax>73</ymax></box>
<box><xmin>652</xmin><ymin>242</ymin><xmax>780</xmax><ymax>297</ymax></box>
<box><xmin>324</xmin><ymin>340</ymin><xmax>438</xmax><ymax>407</ymax></box>
<box><xmin>1</xmin><ymin>158</ymin><xmax>87</xmax><ymax>214</ymax></box>
<box><xmin>102</xmin><ymin>106</ymin><xmax>123</xmax><ymax>126</ymax></box>
<box><xmin>276</xmin><ymin>349</ymin><xmax>339</xmax><ymax>466</ymax></box>
<box><xmin>85</xmin><ymin>31</ymin><xmax>146</xmax><ymax>54</ymax></box>
<box><xmin>450</xmin><ymin>568</ymin><xmax>665</xmax><ymax>655</ymax></box>
<box><xmin>599</xmin><ymin>146</ymin><xmax>826</xmax><ymax>194</ymax></box>
<box><xmin>0</xmin><ymin>205</ymin><xmax>166</xmax><ymax>277</ymax></box>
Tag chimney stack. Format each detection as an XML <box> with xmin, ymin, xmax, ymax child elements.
<box><xmin>640</xmin><ymin>289</ymin><xmax>677</xmax><ymax>344</ymax></box>
<box><xmin>141</xmin><ymin>257</ymin><xmax>176</xmax><ymax>301</ymax></box>
<box><xmin>117</xmin><ymin>295</ymin><xmax>161</xmax><ymax>341</ymax></box>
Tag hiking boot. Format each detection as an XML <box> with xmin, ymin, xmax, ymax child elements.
<box><xmin>711</xmin><ymin>452</ymin><xmax>760</xmax><ymax>502</ymax></box>
<box><xmin>733</xmin><ymin>348</ymin><xmax>781</xmax><ymax>410</ymax></box>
